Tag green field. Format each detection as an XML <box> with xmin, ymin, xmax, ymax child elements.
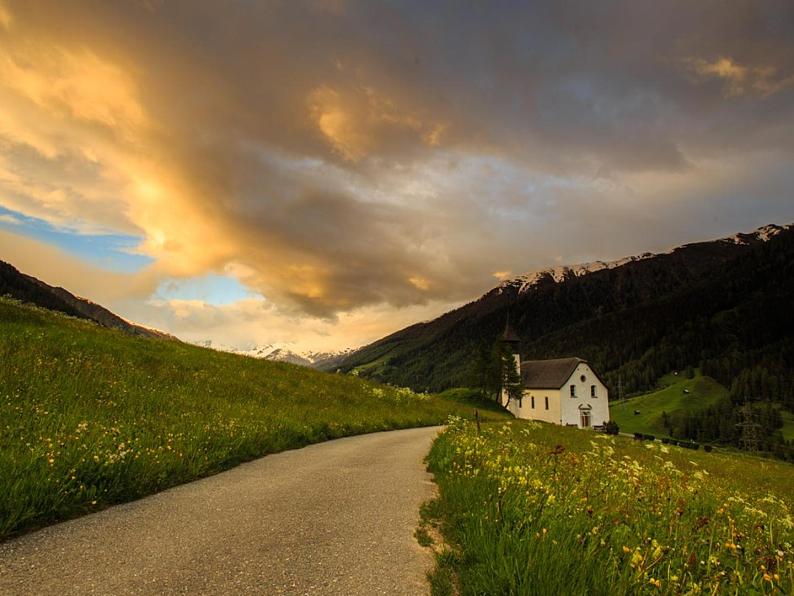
<box><xmin>781</xmin><ymin>410</ymin><xmax>794</xmax><ymax>442</ymax></box>
<box><xmin>611</xmin><ymin>372</ymin><xmax>727</xmax><ymax>437</ymax></box>
<box><xmin>424</xmin><ymin>419</ymin><xmax>794</xmax><ymax>595</ymax></box>
<box><xmin>0</xmin><ymin>298</ymin><xmax>508</xmax><ymax>539</ymax></box>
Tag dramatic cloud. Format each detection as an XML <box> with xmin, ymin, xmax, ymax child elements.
<box><xmin>0</xmin><ymin>0</ymin><xmax>793</xmax><ymax>348</ymax></box>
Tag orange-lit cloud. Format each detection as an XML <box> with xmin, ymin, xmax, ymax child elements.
<box><xmin>686</xmin><ymin>56</ymin><xmax>794</xmax><ymax>98</ymax></box>
<box><xmin>0</xmin><ymin>1</ymin><xmax>12</xmax><ymax>29</ymax></box>
<box><xmin>307</xmin><ymin>85</ymin><xmax>444</xmax><ymax>161</ymax></box>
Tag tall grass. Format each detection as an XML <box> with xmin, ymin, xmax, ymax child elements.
<box><xmin>426</xmin><ymin>418</ymin><xmax>794</xmax><ymax>595</ymax></box>
<box><xmin>0</xmin><ymin>298</ymin><xmax>507</xmax><ymax>539</ymax></box>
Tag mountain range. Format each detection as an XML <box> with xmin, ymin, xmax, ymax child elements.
<box><xmin>4</xmin><ymin>222</ymin><xmax>793</xmax><ymax>392</ymax></box>
<box><xmin>195</xmin><ymin>340</ymin><xmax>353</xmax><ymax>369</ymax></box>
<box><xmin>329</xmin><ymin>224</ymin><xmax>794</xmax><ymax>399</ymax></box>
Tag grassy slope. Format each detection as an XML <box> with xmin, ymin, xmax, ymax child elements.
<box><xmin>610</xmin><ymin>372</ymin><xmax>727</xmax><ymax>437</ymax></box>
<box><xmin>0</xmin><ymin>298</ymin><xmax>508</xmax><ymax>539</ymax></box>
<box><xmin>781</xmin><ymin>410</ymin><xmax>794</xmax><ymax>442</ymax></box>
<box><xmin>425</xmin><ymin>419</ymin><xmax>794</xmax><ymax>595</ymax></box>
<box><xmin>611</xmin><ymin>372</ymin><xmax>794</xmax><ymax>442</ymax></box>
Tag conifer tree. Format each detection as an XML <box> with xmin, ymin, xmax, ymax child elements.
<box><xmin>501</xmin><ymin>344</ymin><xmax>522</xmax><ymax>408</ymax></box>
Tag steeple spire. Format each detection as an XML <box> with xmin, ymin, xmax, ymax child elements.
<box><xmin>501</xmin><ymin>312</ymin><xmax>520</xmax><ymax>344</ymax></box>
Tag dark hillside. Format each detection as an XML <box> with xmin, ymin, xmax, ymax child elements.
<box><xmin>335</xmin><ymin>225</ymin><xmax>793</xmax><ymax>395</ymax></box>
<box><xmin>0</xmin><ymin>260</ymin><xmax>172</xmax><ymax>339</ymax></box>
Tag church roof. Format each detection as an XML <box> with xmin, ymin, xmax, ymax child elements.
<box><xmin>520</xmin><ymin>357</ymin><xmax>588</xmax><ymax>389</ymax></box>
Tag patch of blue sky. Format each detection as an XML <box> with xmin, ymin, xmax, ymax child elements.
<box><xmin>154</xmin><ymin>274</ymin><xmax>257</xmax><ymax>306</ymax></box>
<box><xmin>0</xmin><ymin>205</ymin><xmax>153</xmax><ymax>273</ymax></box>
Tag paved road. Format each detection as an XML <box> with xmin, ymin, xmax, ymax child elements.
<box><xmin>0</xmin><ymin>426</ymin><xmax>441</xmax><ymax>595</ymax></box>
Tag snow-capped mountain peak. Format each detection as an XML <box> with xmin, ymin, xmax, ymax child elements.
<box><xmin>724</xmin><ymin>223</ymin><xmax>791</xmax><ymax>245</ymax></box>
<box><xmin>193</xmin><ymin>340</ymin><xmax>353</xmax><ymax>368</ymax></box>
<box><xmin>497</xmin><ymin>254</ymin><xmax>655</xmax><ymax>295</ymax></box>
<box><xmin>498</xmin><ymin>224</ymin><xmax>791</xmax><ymax>295</ymax></box>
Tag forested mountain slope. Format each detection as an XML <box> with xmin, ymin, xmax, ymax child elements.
<box><xmin>334</xmin><ymin>224</ymin><xmax>794</xmax><ymax>402</ymax></box>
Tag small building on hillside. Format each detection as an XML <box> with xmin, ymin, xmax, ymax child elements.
<box><xmin>499</xmin><ymin>325</ymin><xmax>610</xmax><ymax>429</ymax></box>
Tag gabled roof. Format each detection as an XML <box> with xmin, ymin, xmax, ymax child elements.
<box><xmin>520</xmin><ymin>357</ymin><xmax>588</xmax><ymax>389</ymax></box>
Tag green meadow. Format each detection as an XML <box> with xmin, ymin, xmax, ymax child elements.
<box><xmin>424</xmin><ymin>419</ymin><xmax>794</xmax><ymax>595</ymax></box>
<box><xmin>611</xmin><ymin>373</ymin><xmax>727</xmax><ymax>437</ymax></box>
<box><xmin>0</xmin><ymin>298</ymin><xmax>507</xmax><ymax>539</ymax></box>
<box><xmin>612</xmin><ymin>372</ymin><xmax>794</xmax><ymax>448</ymax></box>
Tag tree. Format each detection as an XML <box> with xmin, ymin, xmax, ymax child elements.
<box><xmin>471</xmin><ymin>341</ymin><xmax>501</xmax><ymax>401</ymax></box>
<box><xmin>501</xmin><ymin>344</ymin><xmax>522</xmax><ymax>408</ymax></box>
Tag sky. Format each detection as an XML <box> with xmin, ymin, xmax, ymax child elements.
<box><xmin>1</xmin><ymin>0</ymin><xmax>793</xmax><ymax>352</ymax></box>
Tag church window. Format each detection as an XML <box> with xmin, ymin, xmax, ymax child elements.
<box><xmin>544</xmin><ymin>396</ymin><xmax>549</xmax><ymax>410</ymax></box>
<box><xmin>591</xmin><ymin>385</ymin><xmax>596</xmax><ymax>397</ymax></box>
<box><xmin>531</xmin><ymin>396</ymin><xmax>535</xmax><ymax>409</ymax></box>
<box><xmin>570</xmin><ymin>385</ymin><xmax>576</xmax><ymax>397</ymax></box>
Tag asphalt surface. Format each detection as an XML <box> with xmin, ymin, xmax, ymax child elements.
<box><xmin>0</xmin><ymin>426</ymin><xmax>441</xmax><ymax>595</ymax></box>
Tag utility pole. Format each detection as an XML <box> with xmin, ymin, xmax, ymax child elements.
<box><xmin>736</xmin><ymin>400</ymin><xmax>761</xmax><ymax>454</ymax></box>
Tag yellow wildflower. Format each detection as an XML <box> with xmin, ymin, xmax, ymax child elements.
<box><xmin>630</xmin><ymin>551</ymin><xmax>643</xmax><ymax>568</ymax></box>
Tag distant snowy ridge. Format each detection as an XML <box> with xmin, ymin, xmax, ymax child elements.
<box><xmin>499</xmin><ymin>223</ymin><xmax>792</xmax><ymax>295</ymax></box>
<box><xmin>723</xmin><ymin>223</ymin><xmax>792</xmax><ymax>245</ymax></box>
<box><xmin>194</xmin><ymin>340</ymin><xmax>353</xmax><ymax>368</ymax></box>
<box><xmin>498</xmin><ymin>253</ymin><xmax>656</xmax><ymax>294</ymax></box>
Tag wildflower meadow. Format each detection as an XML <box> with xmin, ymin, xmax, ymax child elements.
<box><xmin>0</xmin><ymin>298</ymin><xmax>506</xmax><ymax>539</ymax></box>
<box><xmin>425</xmin><ymin>418</ymin><xmax>794</xmax><ymax>595</ymax></box>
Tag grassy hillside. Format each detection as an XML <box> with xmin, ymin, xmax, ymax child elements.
<box><xmin>782</xmin><ymin>410</ymin><xmax>794</xmax><ymax>442</ymax></box>
<box><xmin>424</xmin><ymin>419</ymin><xmax>794</xmax><ymax>595</ymax></box>
<box><xmin>611</xmin><ymin>372</ymin><xmax>727</xmax><ymax>437</ymax></box>
<box><xmin>611</xmin><ymin>372</ymin><xmax>794</xmax><ymax>457</ymax></box>
<box><xmin>0</xmin><ymin>298</ymin><xmax>508</xmax><ymax>539</ymax></box>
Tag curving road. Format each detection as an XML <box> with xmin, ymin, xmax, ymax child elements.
<box><xmin>0</xmin><ymin>426</ymin><xmax>441</xmax><ymax>595</ymax></box>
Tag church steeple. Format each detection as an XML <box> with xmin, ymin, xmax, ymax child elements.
<box><xmin>501</xmin><ymin>313</ymin><xmax>521</xmax><ymax>345</ymax></box>
<box><xmin>499</xmin><ymin>313</ymin><xmax>522</xmax><ymax>409</ymax></box>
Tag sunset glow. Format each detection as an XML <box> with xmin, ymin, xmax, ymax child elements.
<box><xmin>1</xmin><ymin>0</ymin><xmax>793</xmax><ymax>352</ymax></box>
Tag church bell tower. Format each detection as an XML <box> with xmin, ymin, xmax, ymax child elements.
<box><xmin>499</xmin><ymin>317</ymin><xmax>522</xmax><ymax>407</ymax></box>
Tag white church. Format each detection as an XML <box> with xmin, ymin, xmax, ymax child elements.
<box><xmin>498</xmin><ymin>324</ymin><xmax>610</xmax><ymax>429</ymax></box>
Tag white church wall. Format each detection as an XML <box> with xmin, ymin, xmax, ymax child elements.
<box><xmin>559</xmin><ymin>362</ymin><xmax>610</xmax><ymax>428</ymax></box>
<box><xmin>515</xmin><ymin>388</ymin><xmax>560</xmax><ymax>423</ymax></box>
